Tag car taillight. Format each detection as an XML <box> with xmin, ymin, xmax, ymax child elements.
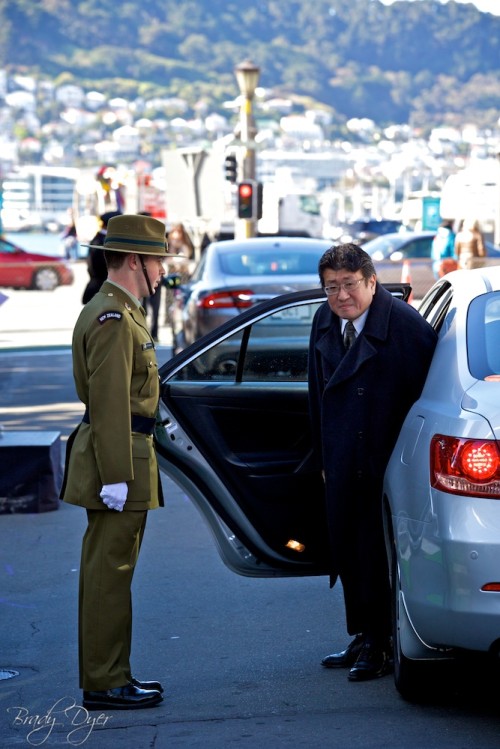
<box><xmin>197</xmin><ymin>290</ymin><xmax>254</xmax><ymax>309</ymax></box>
<box><xmin>430</xmin><ymin>434</ymin><xmax>500</xmax><ymax>498</ymax></box>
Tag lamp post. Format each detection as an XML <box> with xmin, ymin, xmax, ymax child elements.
<box><xmin>234</xmin><ymin>59</ymin><xmax>260</xmax><ymax>238</ymax></box>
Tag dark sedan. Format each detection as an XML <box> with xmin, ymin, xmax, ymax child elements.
<box><xmin>172</xmin><ymin>236</ymin><xmax>331</xmax><ymax>350</ymax></box>
<box><xmin>0</xmin><ymin>236</ymin><xmax>74</xmax><ymax>290</ymax></box>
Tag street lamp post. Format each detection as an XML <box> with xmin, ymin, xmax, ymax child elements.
<box><xmin>234</xmin><ymin>59</ymin><xmax>260</xmax><ymax>238</ymax></box>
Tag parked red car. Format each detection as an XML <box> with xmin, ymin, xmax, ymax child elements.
<box><xmin>0</xmin><ymin>236</ymin><xmax>74</xmax><ymax>290</ymax></box>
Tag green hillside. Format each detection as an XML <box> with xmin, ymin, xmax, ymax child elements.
<box><xmin>1</xmin><ymin>0</ymin><xmax>499</xmax><ymax>129</ymax></box>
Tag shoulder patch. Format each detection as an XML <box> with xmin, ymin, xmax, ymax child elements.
<box><xmin>97</xmin><ymin>310</ymin><xmax>123</xmax><ymax>325</ymax></box>
<box><xmin>142</xmin><ymin>341</ymin><xmax>155</xmax><ymax>351</ymax></box>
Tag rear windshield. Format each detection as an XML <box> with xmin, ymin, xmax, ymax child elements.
<box><xmin>219</xmin><ymin>251</ymin><xmax>320</xmax><ymax>276</ymax></box>
<box><xmin>467</xmin><ymin>291</ymin><xmax>500</xmax><ymax>378</ymax></box>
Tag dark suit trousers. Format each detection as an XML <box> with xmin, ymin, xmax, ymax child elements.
<box><xmin>78</xmin><ymin>509</ymin><xmax>147</xmax><ymax>690</ymax></box>
<box><xmin>339</xmin><ymin>520</ymin><xmax>392</xmax><ymax>643</ymax></box>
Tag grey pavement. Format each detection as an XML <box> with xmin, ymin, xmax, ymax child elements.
<box><xmin>0</xmin><ymin>472</ymin><xmax>354</xmax><ymax>748</ymax></box>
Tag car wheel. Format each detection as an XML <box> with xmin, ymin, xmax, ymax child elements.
<box><xmin>391</xmin><ymin>552</ymin><xmax>424</xmax><ymax>700</ymax></box>
<box><xmin>391</xmin><ymin>546</ymin><xmax>454</xmax><ymax>701</ymax></box>
<box><xmin>32</xmin><ymin>267</ymin><xmax>59</xmax><ymax>291</ymax></box>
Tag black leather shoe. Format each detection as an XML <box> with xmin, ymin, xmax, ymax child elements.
<box><xmin>348</xmin><ymin>641</ymin><xmax>393</xmax><ymax>681</ymax></box>
<box><xmin>321</xmin><ymin>634</ymin><xmax>365</xmax><ymax>668</ymax></box>
<box><xmin>82</xmin><ymin>682</ymin><xmax>163</xmax><ymax>710</ymax></box>
<box><xmin>131</xmin><ymin>677</ymin><xmax>164</xmax><ymax>694</ymax></box>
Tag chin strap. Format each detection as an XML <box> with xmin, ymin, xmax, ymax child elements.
<box><xmin>140</xmin><ymin>256</ymin><xmax>154</xmax><ymax>297</ymax></box>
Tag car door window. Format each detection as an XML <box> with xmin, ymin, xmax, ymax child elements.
<box><xmin>170</xmin><ymin>329</ymin><xmax>245</xmax><ymax>381</ymax></box>
<box><xmin>170</xmin><ymin>300</ymin><xmax>323</xmax><ymax>383</ymax></box>
<box><xmin>242</xmin><ymin>301</ymin><xmax>322</xmax><ymax>382</ymax></box>
<box><xmin>418</xmin><ymin>279</ymin><xmax>453</xmax><ymax>332</ymax></box>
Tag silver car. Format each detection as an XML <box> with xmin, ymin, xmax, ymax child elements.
<box><xmin>362</xmin><ymin>231</ymin><xmax>500</xmax><ymax>300</ymax></box>
<box><xmin>173</xmin><ymin>236</ymin><xmax>331</xmax><ymax>349</ymax></box>
<box><xmin>384</xmin><ymin>266</ymin><xmax>500</xmax><ymax>699</ymax></box>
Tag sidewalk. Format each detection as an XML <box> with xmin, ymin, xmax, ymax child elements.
<box><xmin>0</xmin><ymin>262</ymin><xmax>174</xmax><ymax>350</ymax></box>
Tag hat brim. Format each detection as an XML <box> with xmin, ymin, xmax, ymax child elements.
<box><xmin>81</xmin><ymin>243</ymin><xmax>178</xmax><ymax>257</ymax></box>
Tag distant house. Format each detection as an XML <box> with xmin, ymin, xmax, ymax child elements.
<box><xmin>112</xmin><ymin>125</ymin><xmax>140</xmax><ymax>155</ymax></box>
<box><xmin>280</xmin><ymin>115</ymin><xmax>324</xmax><ymax>141</ymax></box>
<box><xmin>5</xmin><ymin>90</ymin><xmax>36</xmax><ymax>111</ymax></box>
<box><xmin>55</xmin><ymin>85</ymin><xmax>85</xmax><ymax>108</ymax></box>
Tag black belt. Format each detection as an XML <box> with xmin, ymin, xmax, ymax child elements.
<box><xmin>82</xmin><ymin>409</ymin><xmax>156</xmax><ymax>435</ymax></box>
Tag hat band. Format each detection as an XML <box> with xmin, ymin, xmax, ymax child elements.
<box><xmin>104</xmin><ymin>235</ymin><xmax>166</xmax><ymax>250</ymax></box>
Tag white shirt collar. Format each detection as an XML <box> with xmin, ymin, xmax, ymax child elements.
<box><xmin>340</xmin><ymin>307</ymin><xmax>369</xmax><ymax>336</ymax></box>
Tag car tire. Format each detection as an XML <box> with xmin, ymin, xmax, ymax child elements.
<box><xmin>391</xmin><ymin>551</ymin><xmax>425</xmax><ymax>700</ymax></box>
<box><xmin>32</xmin><ymin>267</ymin><xmax>59</xmax><ymax>291</ymax></box>
<box><xmin>391</xmin><ymin>545</ymin><xmax>454</xmax><ymax>702</ymax></box>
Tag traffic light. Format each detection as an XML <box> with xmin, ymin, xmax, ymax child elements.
<box><xmin>237</xmin><ymin>181</ymin><xmax>255</xmax><ymax>219</ymax></box>
<box><xmin>224</xmin><ymin>153</ymin><xmax>237</xmax><ymax>183</ymax></box>
<box><xmin>256</xmin><ymin>181</ymin><xmax>263</xmax><ymax>219</ymax></box>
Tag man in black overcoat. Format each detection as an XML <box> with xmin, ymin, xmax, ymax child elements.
<box><xmin>308</xmin><ymin>243</ymin><xmax>437</xmax><ymax>681</ymax></box>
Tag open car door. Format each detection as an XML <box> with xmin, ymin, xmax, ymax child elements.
<box><xmin>155</xmin><ymin>285</ymin><xmax>412</xmax><ymax>578</ymax></box>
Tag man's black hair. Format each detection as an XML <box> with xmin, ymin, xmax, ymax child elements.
<box><xmin>318</xmin><ymin>243</ymin><xmax>376</xmax><ymax>285</ymax></box>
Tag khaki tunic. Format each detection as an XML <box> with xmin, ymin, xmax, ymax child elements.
<box><xmin>61</xmin><ymin>280</ymin><xmax>162</xmax><ymax>510</ymax></box>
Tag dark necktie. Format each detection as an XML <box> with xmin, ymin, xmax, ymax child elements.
<box><xmin>343</xmin><ymin>320</ymin><xmax>356</xmax><ymax>350</ymax></box>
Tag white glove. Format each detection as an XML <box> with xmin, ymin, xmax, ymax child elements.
<box><xmin>100</xmin><ymin>482</ymin><xmax>128</xmax><ymax>512</ymax></box>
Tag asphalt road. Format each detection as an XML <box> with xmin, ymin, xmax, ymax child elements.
<box><xmin>1</xmin><ymin>275</ymin><xmax>500</xmax><ymax>747</ymax></box>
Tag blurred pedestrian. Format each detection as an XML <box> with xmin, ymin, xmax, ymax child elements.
<box><xmin>166</xmin><ymin>223</ymin><xmax>194</xmax><ymax>277</ymax></box>
<box><xmin>60</xmin><ymin>214</ymin><xmax>174</xmax><ymax>711</ymax></box>
<box><xmin>455</xmin><ymin>218</ymin><xmax>486</xmax><ymax>270</ymax></box>
<box><xmin>81</xmin><ymin>211</ymin><xmax>122</xmax><ymax>303</ymax></box>
<box><xmin>431</xmin><ymin>219</ymin><xmax>456</xmax><ymax>279</ymax></box>
<box><xmin>308</xmin><ymin>243</ymin><xmax>437</xmax><ymax>682</ymax></box>
<box><xmin>61</xmin><ymin>211</ymin><xmax>79</xmax><ymax>260</ymax></box>
<box><xmin>165</xmin><ymin>223</ymin><xmax>195</xmax><ymax>348</ymax></box>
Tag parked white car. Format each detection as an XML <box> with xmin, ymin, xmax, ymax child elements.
<box><xmin>384</xmin><ymin>266</ymin><xmax>500</xmax><ymax>699</ymax></box>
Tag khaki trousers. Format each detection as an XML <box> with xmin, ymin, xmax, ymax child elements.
<box><xmin>78</xmin><ymin>509</ymin><xmax>147</xmax><ymax>691</ymax></box>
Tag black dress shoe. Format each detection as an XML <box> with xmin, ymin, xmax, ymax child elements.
<box><xmin>82</xmin><ymin>682</ymin><xmax>163</xmax><ymax>710</ymax></box>
<box><xmin>348</xmin><ymin>641</ymin><xmax>393</xmax><ymax>681</ymax></box>
<box><xmin>131</xmin><ymin>677</ymin><xmax>164</xmax><ymax>694</ymax></box>
<box><xmin>321</xmin><ymin>634</ymin><xmax>365</xmax><ymax>668</ymax></box>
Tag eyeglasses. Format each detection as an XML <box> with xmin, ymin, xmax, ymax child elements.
<box><xmin>324</xmin><ymin>278</ymin><xmax>364</xmax><ymax>297</ymax></box>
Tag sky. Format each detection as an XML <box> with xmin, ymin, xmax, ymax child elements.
<box><xmin>378</xmin><ymin>0</ymin><xmax>500</xmax><ymax>14</ymax></box>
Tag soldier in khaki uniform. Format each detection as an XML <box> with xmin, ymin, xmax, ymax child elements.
<box><xmin>61</xmin><ymin>214</ymin><xmax>175</xmax><ymax>710</ymax></box>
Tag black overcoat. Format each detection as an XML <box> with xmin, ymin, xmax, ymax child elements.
<box><xmin>308</xmin><ymin>283</ymin><xmax>437</xmax><ymax>590</ymax></box>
